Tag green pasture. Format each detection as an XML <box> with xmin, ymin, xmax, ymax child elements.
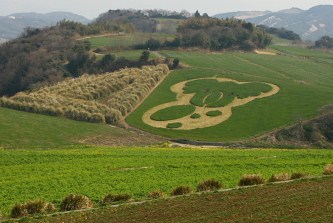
<box><xmin>87</xmin><ymin>33</ymin><xmax>175</xmax><ymax>49</ymax></box>
<box><xmin>151</xmin><ymin>105</ymin><xmax>196</xmax><ymax>121</ymax></box>
<box><xmin>0</xmin><ymin>107</ymin><xmax>135</xmax><ymax>149</ymax></box>
<box><xmin>270</xmin><ymin>45</ymin><xmax>333</xmax><ymax>59</ymax></box>
<box><xmin>95</xmin><ymin>50</ymin><xmax>160</xmax><ymax>61</ymax></box>
<box><xmin>270</xmin><ymin>35</ymin><xmax>293</xmax><ymax>46</ymax></box>
<box><xmin>127</xmin><ymin>48</ymin><xmax>333</xmax><ymax>141</ymax></box>
<box><xmin>1</xmin><ymin>147</ymin><xmax>332</xmax><ymax>214</ymax></box>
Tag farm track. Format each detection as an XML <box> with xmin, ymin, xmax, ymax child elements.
<box><xmin>76</xmin><ymin>33</ymin><xmax>121</xmax><ymax>40</ymax></box>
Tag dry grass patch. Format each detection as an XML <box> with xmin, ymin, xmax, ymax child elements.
<box><xmin>0</xmin><ymin>65</ymin><xmax>169</xmax><ymax>124</ymax></box>
<box><xmin>10</xmin><ymin>200</ymin><xmax>56</xmax><ymax>218</ymax></box>
<box><xmin>323</xmin><ymin>164</ymin><xmax>333</xmax><ymax>175</ymax></box>
<box><xmin>290</xmin><ymin>172</ymin><xmax>308</xmax><ymax>180</ymax></box>
<box><xmin>239</xmin><ymin>174</ymin><xmax>265</xmax><ymax>186</ymax></box>
<box><xmin>268</xmin><ymin>173</ymin><xmax>290</xmax><ymax>182</ymax></box>
<box><xmin>60</xmin><ymin>194</ymin><xmax>93</xmax><ymax>211</ymax></box>
<box><xmin>102</xmin><ymin>194</ymin><xmax>132</xmax><ymax>204</ymax></box>
<box><xmin>148</xmin><ymin>190</ymin><xmax>166</xmax><ymax>199</ymax></box>
<box><xmin>171</xmin><ymin>186</ymin><xmax>192</xmax><ymax>196</ymax></box>
<box><xmin>197</xmin><ymin>179</ymin><xmax>222</xmax><ymax>192</ymax></box>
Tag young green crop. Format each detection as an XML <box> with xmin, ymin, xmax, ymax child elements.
<box><xmin>1</xmin><ymin>147</ymin><xmax>332</xmax><ymax>214</ymax></box>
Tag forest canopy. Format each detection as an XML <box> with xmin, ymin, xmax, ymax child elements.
<box><xmin>177</xmin><ymin>17</ymin><xmax>272</xmax><ymax>50</ymax></box>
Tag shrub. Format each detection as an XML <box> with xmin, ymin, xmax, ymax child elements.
<box><xmin>25</xmin><ymin>200</ymin><xmax>56</xmax><ymax>215</ymax></box>
<box><xmin>166</xmin><ymin>122</ymin><xmax>182</xmax><ymax>129</ymax></box>
<box><xmin>268</xmin><ymin>173</ymin><xmax>290</xmax><ymax>182</ymax></box>
<box><xmin>10</xmin><ymin>200</ymin><xmax>56</xmax><ymax>218</ymax></box>
<box><xmin>323</xmin><ymin>164</ymin><xmax>333</xmax><ymax>175</ymax></box>
<box><xmin>206</xmin><ymin>110</ymin><xmax>222</xmax><ymax>117</ymax></box>
<box><xmin>102</xmin><ymin>194</ymin><xmax>132</xmax><ymax>204</ymax></box>
<box><xmin>173</xmin><ymin>58</ymin><xmax>180</xmax><ymax>69</ymax></box>
<box><xmin>171</xmin><ymin>186</ymin><xmax>192</xmax><ymax>196</ymax></box>
<box><xmin>60</xmin><ymin>194</ymin><xmax>93</xmax><ymax>211</ymax></box>
<box><xmin>238</xmin><ymin>174</ymin><xmax>265</xmax><ymax>186</ymax></box>
<box><xmin>197</xmin><ymin>179</ymin><xmax>223</xmax><ymax>192</ymax></box>
<box><xmin>148</xmin><ymin>190</ymin><xmax>166</xmax><ymax>199</ymax></box>
<box><xmin>290</xmin><ymin>172</ymin><xmax>308</xmax><ymax>179</ymax></box>
<box><xmin>190</xmin><ymin>113</ymin><xmax>201</xmax><ymax>119</ymax></box>
<box><xmin>11</xmin><ymin>204</ymin><xmax>28</xmax><ymax>218</ymax></box>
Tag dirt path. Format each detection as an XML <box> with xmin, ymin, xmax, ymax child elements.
<box><xmin>254</xmin><ymin>50</ymin><xmax>277</xmax><ymax>56</ymax></box>
<box><xmin>142</xmin><ymin>77</ymin><xmax>280</xmax><ymax>130</ymax></box>
<box><xmin>77</xmin><ymin>33</ymin><xmax>122</xmax><ymax>40</ymax></box>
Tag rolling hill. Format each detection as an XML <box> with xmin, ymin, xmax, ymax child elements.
<box><xmin>214</xmin><ymin>5</ymin><xmax>333</xmax><ymax>41</ymax></box>
<box><xmin>0</xmin><ymin>11</ymin><xmax>90</xmax><ymax>40</ymax></box>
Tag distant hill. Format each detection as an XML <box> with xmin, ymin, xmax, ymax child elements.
<box><xmin>0</xmin><ymin>12</ymin><xmax>90</xmax><ymax>40</ymax></box>
<box><xmin>214</xmin><ymin>5</ymin><xmax>333</xmax><ymax>41</ymax></box>
<box><xmin>214</xmin><ymin>11</ymin><xmax>270</xmax><ymax>20</ymax></box>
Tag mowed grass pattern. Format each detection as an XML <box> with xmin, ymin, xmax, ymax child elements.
<box><xmin>127</xmin><ymin>48</ymin><xmax>333</xmax><ymax>141</ymax></box>
<box><xmin>1</xmin><ymin>147</ymin><xmax>333</xmax><ymax>214</ymax></box>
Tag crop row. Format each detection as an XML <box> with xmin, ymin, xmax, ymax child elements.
<box><xmin>3</xmin><ymin>165</ymin><xmax>333</xmax><ymax>220</ymax></box>
<box><xmin>1</xmin><ymin>147</ymin><xmax>333</xmax><ymax>215</ymax></box>
<box><xmin>0</xmin><ymin>64</ymin><xmax>169</xmax><ymax>124</ymax></box>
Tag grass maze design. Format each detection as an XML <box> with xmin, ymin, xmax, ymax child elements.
<box><xmin>143</xmin><ymin>77</ymin><xmax>280</xmax><ymax>130</ymax></box>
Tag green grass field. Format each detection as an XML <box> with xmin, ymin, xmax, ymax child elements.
<box><xmin>87</xmin><ymin>33</ymin><xmax>175</xmax><ymax>49</ymax></box>
<box><xmin>127</xmin><ymin>48</ymin><xmax>333</xmax><ymax>141</ymax></box>
<box><xmin>1</xmin><ymin>147</ymin><xmax>332</xmax><ymax>215</ymax></box>
<box><xmin>0</xmin><ymin>107</ymin><xmax>161</xmax><ymax>149</ymax></box>
<box><xmin>95</xmin><ymin>50</ymin><xmax>160</xmax><ymax>61</ymax></box>
<box><xmin>151</xmin><ymin>105</ymin><xmax>196</xmax><ymax>121</ymax></box>
<box><xmin>29</xmin><ymin>177</ymin><xmax>333</xmax><ymax>223</ymax></box>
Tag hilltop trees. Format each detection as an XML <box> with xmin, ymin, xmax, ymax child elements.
<box><xmin>177</xmin><ymin>17</ymin><xmax>271</xmax><ymax>50</ymax></box>
<box><xmin>315</xmin><ymin>36</ymin><xmax>333</xmax><ymax>49</ymax></box>
<box><xmin>257</xmin><ymin>25</ymin><xmax>301</xmax><ymax>41</ymax></box>
<box><xmin>0</xmin><ymin>25</ymin><xmax>81</xmax><ymax>96</ymax></box>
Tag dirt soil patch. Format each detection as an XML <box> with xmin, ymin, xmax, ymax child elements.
<box><xmin>255</xmin><ymin>50</ymin><xmax>277</xmax><ymax>56</ymax></box>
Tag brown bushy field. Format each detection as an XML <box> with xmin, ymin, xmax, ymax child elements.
<box><xmin>0</xmin><ymin>65</ymin><xmax>169</xmax><ymax>124</ymax></box>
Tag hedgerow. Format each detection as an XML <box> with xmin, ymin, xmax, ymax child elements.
<box><xmin>0</xmin><ymin>65</ymin><xmax>169</xmax><ymax>124</ymax></box>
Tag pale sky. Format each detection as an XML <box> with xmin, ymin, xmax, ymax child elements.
<box><xmin>1</xmin><ymin>0</ymin><xmax>333</xmax><ymax>19</ymax></box>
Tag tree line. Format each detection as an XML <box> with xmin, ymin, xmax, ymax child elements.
<box><xmin>257</xmin><ymin>25</ymin><xmax>301</xmax><ymax>41</ymax></box>
<box><xmin>0</xmin><ymin>22</ymin><xmax>164</xmax><ymax>97</ymax></box>
<box><xmin>315</xmin><ymin>36</ymin><xmax>333</xmax><ymax>49</ymax></box>
<box><xmin>135</xmin><ymin>17</ymin><xmax>271</xmax><ymax>51</ymax></box>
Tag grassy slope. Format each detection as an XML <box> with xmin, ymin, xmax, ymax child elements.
<box><xmin>1</xmin><ymin>147</ymin><xmax>332</xmax><ymax>214</ymax></box>
<box><xmin>87</xmin><ymin>33</ymin><xmax>175</xmax><ymax>49</ymax></box>
<box><xmin>0</xmin><ymin>107</ymin><xmax>161</xmax><ymax>149</ymax></box>
<box><xmin>127</xmin><ymin>49</ymin><xmax>333</xmax><ymax>141</ymax></box>
<box><xmin>30</xmin><ymin>176</ymin><xmax>333</xmax><ymax>223</ymax></box>
<box><xmin>95</xmin><ymin>50</ymin><xmax>160</xmax><ymax>61</ymax></box>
